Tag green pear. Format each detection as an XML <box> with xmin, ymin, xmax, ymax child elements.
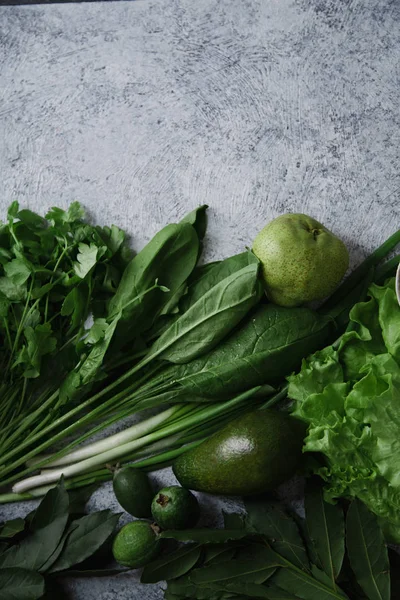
<box><xmin>252</xmin><ymin>213</ymin><xmax>349</xmax><ymax>307</ymax></box>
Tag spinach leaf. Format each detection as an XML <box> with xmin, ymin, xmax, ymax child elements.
<box><xmin>304</xmin><ymin>478</ymin><xmax>345</xmax><ymax>588</ymax></box>
<box><xmin>145</xmin><ymin>252</ymin><xmax>258</xmax><ymax>348</ymax></box>
<box><xmin>161</xmin><ymin>304</ymin><xmax>333</xmax><ymax>400</ymax></box>
<box><xmin>0</xmin><ymin>481</ymin><xmax>69</xmax><ymax>572</ymax></box>
<box><xmin>145</xmin><ymin>262</ymin><xmax>262</xmax><ymax>364</ymax></box>
<box><xmin>0</xmin><ymin>567</ymin><xmax>44</xmax><ymax>600</ymax></box>
<box><xmin>245</xmin><ymin>499</ymin><xmax>309</xmax><ymax>570</ymax></box>
<box><xmin>346</xmin><ymin>499</ymin><xmax>390</xmax><ymax>600</ymax></box>
<box><xmin>48</xmin><ymin>510</ymin><xmax>120</xmax><ymax>573</ymax></box>
<box><xmin>180</xmin><ymin>205</ymin><xmax>208</xmax><ymax>258</ymax></box>
<box><xmin>108</xmin><ymin>222</ymin><xmax>199</xmax><ymax>341</ymax></box>
<box><xmin>180</xmin><ymin>252</ymin><xmax>259</xmax><ymax>314</ymax></box>
<box><xmin>141</xmin><ymin>544</ymin><xmax>202</xmax><ymax>584</ymax></box>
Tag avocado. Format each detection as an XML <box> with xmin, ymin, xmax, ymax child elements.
<box><xmin>173</xmin><ymin>409</ymin><xmax>305</xmax><ymax>495</ymax></box>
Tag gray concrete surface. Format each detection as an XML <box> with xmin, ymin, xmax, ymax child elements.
<box><xmin>0</xmin><ymin>0</ymin><xmax>400</xmax><ymax>597</ymax></box>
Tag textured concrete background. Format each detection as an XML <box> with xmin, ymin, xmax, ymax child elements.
<box><xmin>0</xmin><ymin>0</ymin><xmax>400</xmax><ymax>598</ymax></box>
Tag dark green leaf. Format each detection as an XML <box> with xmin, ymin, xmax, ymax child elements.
<box><xmin>0</xmin><ymin>481</ymin><xmax>69</xmax><ymax>572</ymax></box>
<box><xmin>346</xmin><ymin>499</ymin><xmax>390</xmax><ymax>600</ymax></box>
<box><xmin>272</xmin><ymin>566</ymin><xmax>350</xmax><ymax>600</ymax></box>
<box><xmin>204</xmin><ymin>547</ymin><xmax>237</xmax><ymax>565</ymax></box>
<box><xmin>190</xmin><ymin>545</ymin><xmax>280</xmax><ymax>586</ymax></box>
<box><xmin>167</xmin><ymin>575</ymin><xmax>225</xmax><ymax>600</ymax></box>
<box><xmin>31</xmin><ymin>283</ymin><xmax>54</xmax><ymax>300</ymax></box>
<box><xmin>67</xmin><ymin>484</ymin><xmax>99</xmax><ymax>515</ymax></box>
<box><xmin>77</xmin><ymin>314</ymin><xmax>120</xmax><ymax>385</ymax></box>
<box><xmin>61</xmin><ymin>286</ymin><xmax>87</xmax><ymax>331</ymax></box>
<box><xmin>164</xmin><ymin>304</ymin><xmax>332</xmax><ymax>400</ymax></box>
<box><xmin>95</xmin><ymin>224</ymin><xmax>126</xmax><ymax>255</ymax></box>
<box><xmin>0</xmin><ymin>519</ymin><xmax>25</xmax><ymax>539</ymax></box>
<box><xmin>147</xmin><ymin>262</ymin><xmax>262</xmax><ymax>364</ymax></box>
<box><xmin>16</xmin><ymin>209</ymin><xmax>47</xmax><ymax>231</ymax></box>
<box><xmin>161</xmin><ymin>529</ymin><xmax>248</xmax><ymax>544</ymax></box>
<box><xmin>14</xmin><ymin>323</ymin><xmax>57</xmax><ymax>378</ymax></box>
<box><xmin>304</xmin><ymin>478</ymin><xmax>345</xmax><ymax>587</ymax></box>
<box><xmin>181</xmin><ymin>252</ymin><xmax>258</xmax><ymax>314</ymax></box>
<box><xmin>245</xmin><ymin>499</ymin><xmax>309</xmax><ymax>570</ymax></box>
<box><xmin>46</xmin><ymin>202</ymin><xmax>85</xmax><ymax>225</ymax></box>
<box><xmin>0</xmin><ymin>544</ymin><xmax>8</xmax><ymax>556</ymax></box>
<box><xmin>8</xmin><ymin>201</ymin><xmax>19</xmax><ymax>220</ymax></box>
<box><xmin>48</xmin><ymin>510</ymin><xmax>120</xmax><ymax>573</ymax></box>
<box><xmin>0</xmin><ymin>567</ymin><xmax>44</xmax><ymax>600</ymax></box>
<box><xmin>108</xmin><ymin>222</ymin><xmax>198</xmax><ymax>344</ymax></box>
<box><xmin>203</xmin><ymin>544</ymin><xmax>242</xmax><ymax>565</ymax></box>
<box><xmin>141</xmin><ymin>544</ymin><xmax>202</xmax><ymax>583</ymax></box>
<box><xmin>180</xmin><ymin>205</ymin><xmax>208</xmax><ymax>244</ymax></box>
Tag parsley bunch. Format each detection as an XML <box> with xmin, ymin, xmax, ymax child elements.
<box><xmin>0</xmin><ymin>202</ymin><xmax>130</xmax><ymax>469</ymax></box>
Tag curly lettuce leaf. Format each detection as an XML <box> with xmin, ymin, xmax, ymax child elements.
<box><xmin>289</xmin><ymin>278</ymin><xmax>400</xmax><ymax>542</ymax></box>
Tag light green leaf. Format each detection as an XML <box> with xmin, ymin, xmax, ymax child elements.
<box><xmin>74</xmin><ymin>243</ymin><xmax>99</xmax><ymax>279</ymax></box>
<box><xmin>4</xmin><ymin>260</ymin><xmax>31</xmax><ymax>286</ymax></box>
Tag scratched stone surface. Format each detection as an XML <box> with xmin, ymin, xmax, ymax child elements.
<box><xmin>0</xmin><ymin>0</ymin><xmax>400</xmax><ymax>598</ymax></box>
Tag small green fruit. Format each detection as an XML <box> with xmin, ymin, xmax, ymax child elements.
<box><xmin>112</xmin><ymin>520</ymin><xmax>161</xmax><ymax>568</ymax></box>
<box><xmin>151</xmin><ymin>486</ymin><xmax>200</xmax><ymax>530</ymax></box>
<box><xmin>252</xmin><ymin>213</ymin><xmax>349</xmax><ymax>307</ymax></box>
<box><xmin>113</xmin><ymin>467</ymin><xmax>153</xmax><ymax>518</ymax></box>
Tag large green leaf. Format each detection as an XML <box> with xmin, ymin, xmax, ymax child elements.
<box><xmin>180</xmin><ymin>252</ymin><xmax>258</xmax><ymax>314</ymax></box>
<box><xmin>108</xmin><ymin>222</ymin><xmax>199</xmax><ymax>340</ymax></box>
<box><xmin>168</xmin><ymin>304</ymin><xmax>332</xmax><ymax>399</ymax></box>
<box><xmin>147</xmin><ymin>262</ymin><xmax>262</xmax><ymax>364</ymax></box>
<box><xmin>304</xmin><ymin>478</ymin><xmax>345</xmax><ymax>587</ymax></box>
<box><xmin>0</xmin><ymin>568</ymin><xmax>44</xmax><ymax>600</ymax></box>
<box><xmin>245</xmin><ymin>499</ymin><xmax>309</xmax><ymax>570</ymax></box>
<box><xmin>346</xmin><ymin>500</ymin><xmax>390</xmax><ymax>600</ymax></box>
<box><xmin>141</xmin><ymin>544</ymin><xmax>202</xmax><ymax>584</ymax></box>
<box><xmin>0</xmin><ymin>482</ymin><xmax>69</xmax><ymax>572</ymax></box>
<box><xmin>48</xmin><ymin>510</ymin><xmax>120</xmax><ymax>573</ymax></box>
